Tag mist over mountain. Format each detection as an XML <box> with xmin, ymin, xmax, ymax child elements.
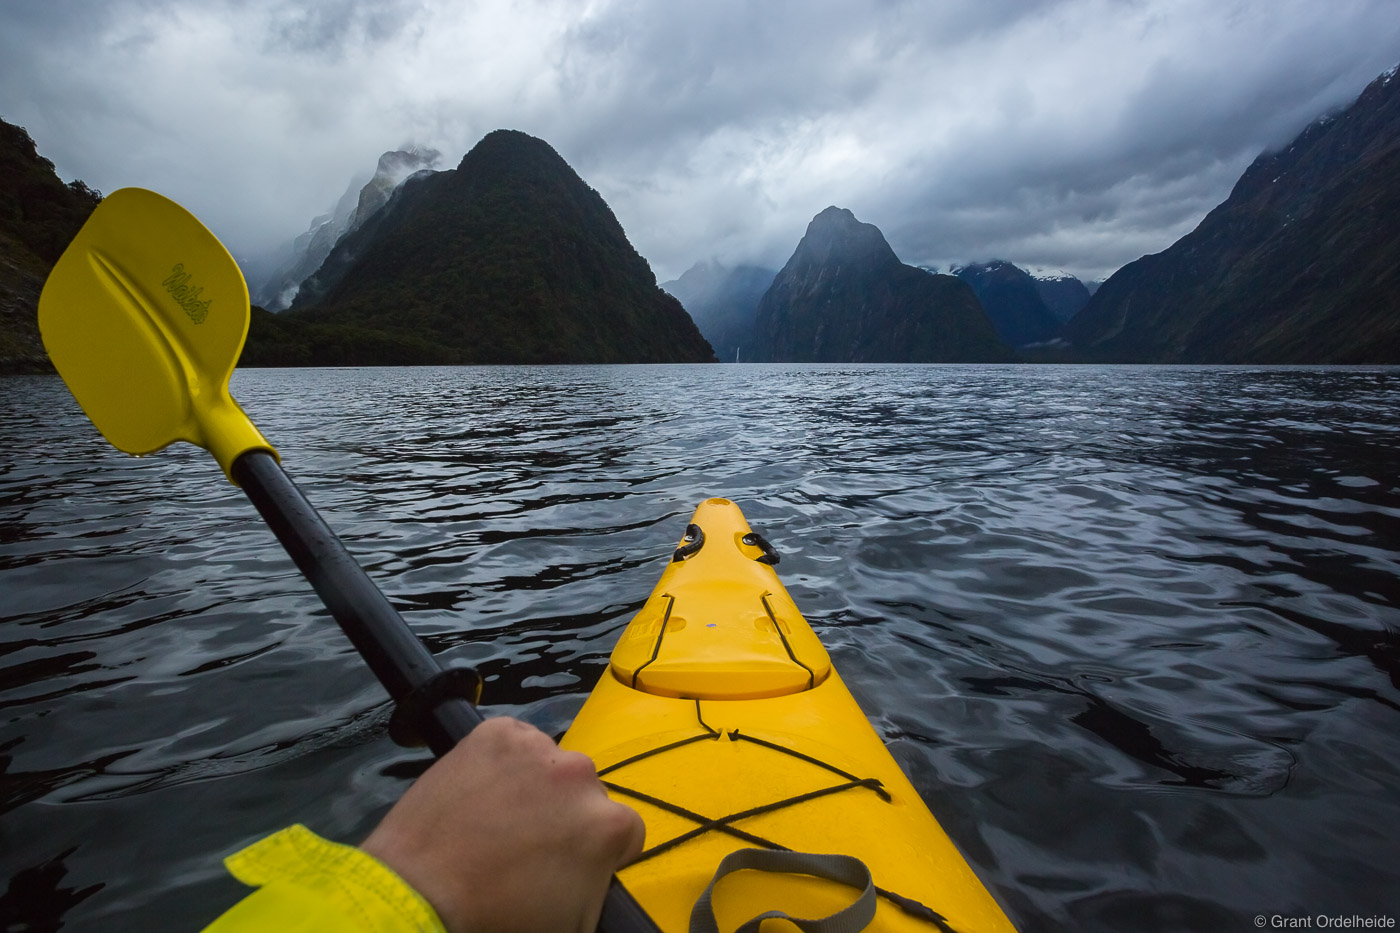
<box><xmin>0</xmin><ymin>117</ymin><xmax>100</xmax><ymax>373</ymax></box>
<box><xmin>9</xmin><ymin>60</ymin><xmax>1399</xmax><ymax>372</ymax></box>
<box><xmin>660</xmin><ymin>261</ymin><xmax>775</xmax><ymax>362</ymax></box>
<box><xmin>1066</xmin><ymin>66</ymin><xmax>1400</xmax><ymax>362</ymax></box>
<box><xmin>250</xmin><ymin>145</ymin><xmax>441</xmax><ymax>310</ymax></box>
<box><xmin>244</xmin><ymin>130</ymin><xmax>714</xmax><ymax>365</ymax></box>
<box><xmin>749</xmin><ymin>207</ymin><xmax>1009</xmax><ymax>363</ymax></box>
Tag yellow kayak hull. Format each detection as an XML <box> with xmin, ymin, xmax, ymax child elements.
<box><xmin>561</xmin><ymin>499</ymin><xmax>1017</xmax><ymax>932</ymax></box>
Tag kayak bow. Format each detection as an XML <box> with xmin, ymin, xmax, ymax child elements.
<box><xmin>562</xmin><ymin>498</ymin><xmax>1017</xmax><ymax>933</ymax></box>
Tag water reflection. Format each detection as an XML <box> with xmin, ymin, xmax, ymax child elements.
<box><xmin>0</xmin><ymin>846</ymin><xmax>103</xmax><ymax>931</ymax></box>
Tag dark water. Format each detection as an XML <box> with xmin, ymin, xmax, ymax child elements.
<box><xmin>2</xmin><ymin>364</ymin><xmax>1398</xmax><ymax>932</ymax></box>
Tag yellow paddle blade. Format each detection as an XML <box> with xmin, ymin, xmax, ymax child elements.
<box><xmin>38</xmin><ymin>187</ymin><xmax>276</xmax><ymax>482</ymax></box>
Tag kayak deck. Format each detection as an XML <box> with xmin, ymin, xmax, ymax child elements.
<box><xmin>561</xmin><ymin>498</ymin><xmax>1016</xmax><ymax>933</ymax></box>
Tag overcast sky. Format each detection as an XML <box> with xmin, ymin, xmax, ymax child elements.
<box><xmin>3</xmin><ymin>0</ymin><xmax>1399</xmax><ymax>283</ymax></box>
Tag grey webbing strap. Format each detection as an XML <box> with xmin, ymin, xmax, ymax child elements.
<box><xmin>689</xmin><ymin>849</ymin><xmax>877</xmax><ymax>933</ymax></box>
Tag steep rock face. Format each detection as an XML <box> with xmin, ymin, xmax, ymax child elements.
<box><xmin>250</xmin><ymin>130</ymin><xmax>714</xmax><ymax>365</ymax></box>
<box><xmin>954</xmin><ymin>260</ymin><xmax>1061</xmax><ymax>346</ymax></box>
<box><xmin>350</xmin><ymin>146</ymin><xmax>442</xmax><ymax>231</ymax></box>
<box><xmin>661</xmin><ymin>260</ymin><xmax>775</xmax><ymax>362</ymax></box>
<box><xmin>252</xmin><ymin>146</ymin><xmax>441</xmax><ymax>310</ymax></box>
<box><xmin>1066</xmin><ymin>66</ymin><xmax>1400</xmax><ymax>362</ymax></box>
<box><xmin>1032</xmin><ymin>273</ymin><xmax>1093</xmax><ymax>324</ymax></box>
<box><xmin>0</xmin><ymin>118</ymin><xmax>100</xmax><ymax>373</ymax></box>
<box><xmin>750</xmin><ymin>207</ymin><xmax>1008</xmax><ymax>362</ymax></box>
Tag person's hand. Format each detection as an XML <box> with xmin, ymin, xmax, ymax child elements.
<box><xmin>361</xmin><ymin>716</ymin><xmax>645</xmax><ymax>933</ymax></box>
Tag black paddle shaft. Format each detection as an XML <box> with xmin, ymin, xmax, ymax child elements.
<box><xmin>229</xmin><ymin>449</ymin><xmax>662</xmax><ymax>933</ymax></box>
<box><xmin>233</xmin><ymin>449</ymin><xmax>482</xmax><ymax>753</ymax></box>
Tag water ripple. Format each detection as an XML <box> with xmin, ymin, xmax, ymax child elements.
<box><xmin>1</xmin><ymin>364</ymin><xmax>1398</xmax><ymax>931</ymax></box>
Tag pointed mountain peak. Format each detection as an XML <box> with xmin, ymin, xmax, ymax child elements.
<box><xmin>457</xmin><ymin>129</ymin><xmax>571</xmax><ymax>175</ymax></box>
<box><xmin>813</xmin><ymin>205</ymin><xmax>858</xmax><ymax>224</ymax></box>
<box><xmin>752</xmin><ymin>206</ymin><xmax>1009</xmax><ymax>362</ymax></box>
<box><xmin>373</xmin><ymin>146</ymin><xmax>442</xmax><ymax>183</ymax></box>
<box><xmin>256</xmin><ymin>129</ymin><xmax>714</xmax><ymax>364</ymax></box>
<box><xmin>791</xmin><ymin>206</ymin><xmax>899</xmax><ymax>269</ymax></box>
<box><xmin>352</xmin><ymin>145</ymin><xmax>443</xmax><ymax>232</ymax></box>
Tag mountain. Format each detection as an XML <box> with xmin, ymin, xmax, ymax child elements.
<box><xmin>749</xmin><ymin>207</ymin><xmax>1008</xmax><ymax>363</ymax></box>
<box><xmin>244</xmin><ymin>130</ymin><xmax>715</xmax><ymax>365</ymax></box>
<box><xmin>1032</xmin><ymin>272</ymin><xmax>1093</xmax><ymax>324</ymax></box>
<box><xmin>251</xmin><ymin>146</ymin><xmax>441</xmax><ymax>310</ymax></box>
<box><xmin>350</xmin><ymin>147</ymin><xmax>443</xmax><ymax>230</ymax></box>
<box><xmin>661</xmin><ymin>260</ymin><xmax>775</xmax><ymax>362</ymax></box>
<box><xmin>1066</xmin><ymin>65</ymin><xmax>1400</xmax><ymax>362</ymax></box>
<box><xmin>953</xmin><ymin>260</ymin><xmax>1062</xmax><ymax>346</ymax></box>
<box><xmin>0</xmin><ymin>118</ymin><xmax>100</xmax><ymax>373</ymax></box>
<box><xmin>248</xmin><ymin>173</ymin><xmax>365</xmax><ymax>310</ymax></box>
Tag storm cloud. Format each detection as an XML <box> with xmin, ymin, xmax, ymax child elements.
<box><xmin>3</xmin><ymin>0</ymin><xmax>1398</xmax><ymax>281</ymax></box>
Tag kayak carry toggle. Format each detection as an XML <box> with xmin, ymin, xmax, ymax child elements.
<box><xmin>672</xmin><ymin>524</ymin><xmax>706</xmax><ymax>562</ymax></box>
<box><xmin>740</xmin><ymin>532</ymin><xmax>780</xmax><ymax>565</ymax></box>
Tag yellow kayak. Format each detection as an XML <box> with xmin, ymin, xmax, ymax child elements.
<box><xmin>561</xmin><ymin>498</ymin><xmax>1018</xmax><ymax>933</ymax></box>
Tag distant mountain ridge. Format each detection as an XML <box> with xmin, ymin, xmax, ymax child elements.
<box><xmin>1032</xmin><ymin>272</ymin><xmax>1094</xmax><ymax>324</ymax></box>
<box><xmin>953</xmin><ymin>260</ymin><xmax>1063</xmax><ymax>346</ymax></box>
<box><xmin>244</xmin><ymin>130</ymin><xmax>715</xmax><ymax>365</ymax></box>
<box><xmin>660</xmin><ymin>261</ymin><xmax>775</xmax><ymax>362</ymax></box>
<box><xmin>1066</xmin><ymin>66</ymin><xmax>1400</xmax><ymax>362</ymax></box>
<box><xmin>749</xmin><ymin>207</ymin><xmax>1009</xmax><ymax>362</ymax></box>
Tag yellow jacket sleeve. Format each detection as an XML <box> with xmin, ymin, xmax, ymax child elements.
<box><xmin>201</xmin><ymin>824</ymin><xmax>446</xmax><ymax>933</ymax></box>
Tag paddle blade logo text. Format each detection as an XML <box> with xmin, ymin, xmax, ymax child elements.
<box><xmin>162</xmin><ymin>263</ymin><xmax>212</xmax><ymax>324</ymax></box>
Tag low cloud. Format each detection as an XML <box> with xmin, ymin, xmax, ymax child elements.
<box><xmin>3</xmin><ymin>0</ymin><xmax>1397</xmax><ymax>281</ymax></box>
